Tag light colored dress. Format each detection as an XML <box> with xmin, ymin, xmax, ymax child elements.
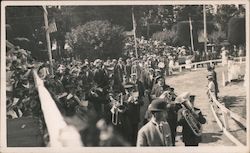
<box><xmin>168</xmin><ymin>59</ymin><xmax>174</xmax><ymax>74</ymax></box>
<box><xmin>228</xmin><ymin>60</ymin><xmax>243</xmax><ymax>82</ymax></box>
<box><xmin>185</xmin><ymin>59</ymin><xmax>192</xmax><ymax>70</ymax></box>
<box><xmin>221</xmin><ymin>50</ymin><xmax>228</xmax><ymax>66</ymax></box>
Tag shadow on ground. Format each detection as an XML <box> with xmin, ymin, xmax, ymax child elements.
<box><xmin>200</xmin><ymin>133</ymin><xmax>222</xmax><ymax>143</ymax></box>
<box><xmin>222</xmin><ymin>96</ymin><xmax>245</xmax><ymax>108</ymax></box>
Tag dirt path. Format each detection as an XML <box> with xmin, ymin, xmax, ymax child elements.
<box><xmin>165</xmin><ymin>65</ymin><xmax>246</xmax><ymax>146</ymax></box>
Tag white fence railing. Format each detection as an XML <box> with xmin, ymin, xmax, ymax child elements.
<box><xmin>208</xmin><ymin>91</ymin><xmax>246</xmax><ymax>146</ymax></box>
<box><xmin>177</xmin><ymin>57</ymin><xmax>246</xmax><ymax>72</ymax></box>
<box><xmin>33</xmin><ymin>70</ymin><xmax>82</xmax><ymax>147</ymax></box>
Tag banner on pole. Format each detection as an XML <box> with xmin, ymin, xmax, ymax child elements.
<box><xmin>52</xmin><ymin>40</ymin><xmax>57</xmax><ymax>51</ymax></box>
<box><xmin>48</xmin><ymin>18</ymin><xmax>57</xmax><ymax>33</ymax></box>
<box><xmin>198</xmin><ymin>30</ymin><xmax>208</xmax><ymax>42</ymax></box>
<box><xmin>42</xmin><ymin>6</ymin><xmax>48</xmax><ymax>15</ymax></box>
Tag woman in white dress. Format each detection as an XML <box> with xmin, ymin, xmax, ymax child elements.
<box><xmin>168</xmin><ymin>56</ymin><xmax>174</xmax><ymax>75</ymax></box>
<box><xmin>221</xmin><ymin>47</ymin><xmax>229</xmax><ymax>66</ymax></box>
<box><xmin>185</xmin><ymin>56</ymin><xmax>192</xmax><ymax>71</ymax></box>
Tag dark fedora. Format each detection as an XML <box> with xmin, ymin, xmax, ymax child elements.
<box><xmin>148</xmin><ymin>99</ymin><xmax>167</xmax><ymax>112</ymax></box>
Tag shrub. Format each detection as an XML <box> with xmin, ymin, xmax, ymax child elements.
<box><xmin>65</xmin><ymin>20</ymin><xmax>125</xmax><ymax>59</ymax></box>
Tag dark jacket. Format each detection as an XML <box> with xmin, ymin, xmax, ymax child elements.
<box><xmin>177</xmin><ymin>107</ymin><xmax>206</xmax><ymax>145</ymax></box>
<box><xmin>93</xmin><ymin>68</ymin><xmax>109</xmax><ymax>88</ymax></box>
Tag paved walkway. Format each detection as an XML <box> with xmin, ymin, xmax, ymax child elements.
<box><xmin>164</xmin><ymin>65</ymin><xmax>246</xmax><ymax>146</ymax></box>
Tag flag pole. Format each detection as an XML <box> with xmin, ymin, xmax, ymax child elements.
<box><xmin>189</xmin><ymin>17</ymin><xmax>194</xmax><ymax>52</ymax></box>
<box><xmin>43</xmin><ymin>6</ymin><xmax>54</xmax><ymax>76</ymax></box>
<box><xmin>203</xmin><ymin>5</ymin><xmax>208</xmax><ymax>55</ymax></box>
<box><xmin>132</xmin><ymin>7</ymin><xmax>138</xmax><ymax>58</ymax></box>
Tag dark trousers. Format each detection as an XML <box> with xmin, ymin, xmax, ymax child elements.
<box><xmin>185</xmin><ymin>141</ymin><xmax>199</xmax><ymax>146</ymax></box>
<box><xmin>130</xmin><ymin>123</ymin><xmax>139</xmax><ymax>146</ymax></box>
<box><xmin>168</xmin><ymin>122</ymin><xmax>177</xmax><ymax>146</ymax></box>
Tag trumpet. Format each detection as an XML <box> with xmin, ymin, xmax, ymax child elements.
<box><xmin>110</xmin><ymin>93</ymin><xmax>127</xmax><ymax>125</ymax></box>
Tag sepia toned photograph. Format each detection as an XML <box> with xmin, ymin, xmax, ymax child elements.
<box><xmin>1</xmin><ymin>1</ymin><xmax>249</xmax><ymax>152</ymax></box>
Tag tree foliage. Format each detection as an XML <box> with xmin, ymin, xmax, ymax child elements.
<box><xmin>208</xmin><ymin>30</ymin><xmax>226</xmax><ymax>45</ymax></box>
<box><xmin>5</xmin><ymin>5</ymin><xmax>246</xmax><ymax>58</ymax></box>
<box><xmin>151</xmin><ymin>30</ymin><xmax>176</xmax><ymax>46</ymax></box>
<box><xmin>214</xmin><ymin>5</ymin><xmax>238</xmax><ymax>33</ymax></box>
<box><xmin>173</xmin><ymin>21</ymin><xmax>198</xmax><ymax>47</ymax></box>
<box><xmin>228</xmin><ymin>17</ymin><xmax>245</xmax><ymax>45</ymax></box>
<box><xmin>65</xmin><ymin>20</ymin><xmax>125</xmax><ymax>59</ymax></box>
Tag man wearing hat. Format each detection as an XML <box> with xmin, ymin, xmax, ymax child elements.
<box><xmin>207</xmin><ymin>75</ymin><xmax>216</xmax><ymax>99</ymax></box>
<box><xmin>137</xmin><ymin>99</ymin><xmax>172</xmax><ymax>146</ymax></box>
<box><xmin>113</xmin><ymin>58</ymin><xmax>125</xmax><ymax>93</ymax></box>
<box><xmin>176</xmin><ymin>92</ymin><xmax>206</xmax><ymax>146</ymax></box>
<box><xmin>124</xmin><ymin>59</ymin><xmax>132</xmax><ymax>82</ymax></box>
<box><xmin>93</xmin><ymin>59</ymin><xmax>109</xmax><ymax>89</ymax></box>
<box><xmin>142</xmin><ymin>67</ymin><xmax>155</xmax><ymax>102</ymax></box>
<box><xmin>207</xmin><ymin>64</ymin><xmax>219</xmax><ymax>99</ymax></box>
<box><xmin>123</xmin><ymin>83</ymin><xmax>142</xmax><ymax>145</ymax></box>
<box><xmin>151</xmin><ymin>76</ymin><xmax>169</xmax><ymax>100</ymax></box>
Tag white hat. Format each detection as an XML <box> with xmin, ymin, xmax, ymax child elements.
<box><xmin>175</xmin><ymin>92</ymin><xmax>190</xmax><ymax>103</ymax></box>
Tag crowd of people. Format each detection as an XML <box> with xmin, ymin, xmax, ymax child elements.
<box><xmin>6</xmin><ymin>37</ymin><xmax>244</xmax><ymax>147</ymax></box>
<box><xmin>123</xmin><ymin>36</ymin><xmax>227</xmax><ymax>63</ymax></box>
<box><xmin>6</xmin><ymin>46</ymin><xmax>41</xmax><ymax>119</ymax></box>
<box><xmin>5</xmin><ymin>43</ymin><xmax>209</xmax><ymax>147</ymax></box>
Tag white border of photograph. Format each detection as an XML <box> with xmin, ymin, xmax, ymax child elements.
<box><xmin>1</xmin><ymin>1</ymin><xmax>249</xmax><ymax>153</ymax></box>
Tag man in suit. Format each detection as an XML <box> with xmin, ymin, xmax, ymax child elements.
<box><xmin>137</xmin><ymin>99</ymin><xmax>172</xmax><ymax>146</ymax></box>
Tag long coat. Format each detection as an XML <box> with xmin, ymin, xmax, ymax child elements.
<box><xmin>137</xmin><ymin>119</ymin><xmax>172</xmax><ymax>146</ymax></box>
<box><xmin>93</xmin><ymin>68</ymin><xmax>109</xmax><ymax>88</ymax></box>
<box><xmin>113</xmin><ymin>64</ymin><xmax>125</xmax><ymax>93</ymax></box>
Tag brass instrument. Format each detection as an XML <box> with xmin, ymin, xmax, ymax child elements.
<box><xmin>174</xmin><ymin>92</ymin><xmax>203</xmax><ymax>136</ymax></box>
<box><xmin>110</xmin><ymin>93</ymin><xmax>127</xmax><ymax>125</ymax></box>
<box><xmin>179</xmin><ymin>101</ymin><xmax>202</xmax><ymax>137</ymax></box>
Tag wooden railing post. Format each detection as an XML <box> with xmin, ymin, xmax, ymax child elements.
<box><xmin>194</xmin><ymin>64</ymin><xmax>197</xmax><ymax>70</ymax></box>
<box><xmin>222</xmin><ymin>71</ymin><xmax>227</xmax><ymax>86</ymax></box>
<box><xmin>222</xmin><ymin>109</ymin><xmax>229</xmax><ymax>130</ymax></box>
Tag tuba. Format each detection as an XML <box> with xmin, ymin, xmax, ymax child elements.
<box><xmin>180</xmin><ymin>101</ymin><xmax>202</xmax><ymax>137</ymax></box>
<box><xmin>110</xmin><ymin>93</ymin><xmax>127</xmax><ymax>125</ymax></box>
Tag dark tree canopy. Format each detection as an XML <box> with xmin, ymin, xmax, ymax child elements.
<box><xmin>173</xmin><ymin>21</ymin><xmax>198</xmax><ymax>48</ymax></box>
<box><xmin>228</xmin><ymin>17</ymin><xmax>245</xmax><ymax>46</ymax></box>
<box><xmin>5</xmin><ymin>5</ymin><xmax>246</xmax><ymax>58</ymax></box>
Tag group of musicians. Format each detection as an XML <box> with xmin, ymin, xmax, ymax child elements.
<box><xmin>63</xmin><ymin>56</ymin><xmax>206</xmax><ymax>147</ymax></box>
